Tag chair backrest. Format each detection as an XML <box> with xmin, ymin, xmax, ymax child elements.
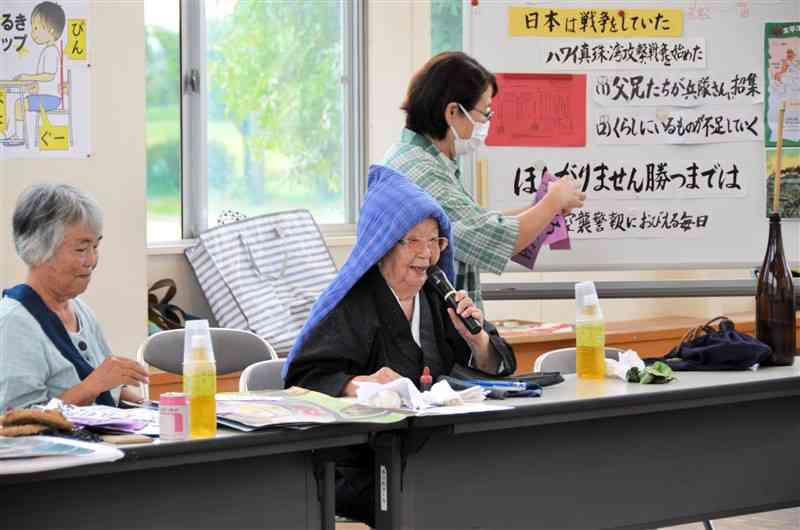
<box><xmin>48</xmin><ymin>69</ymin><xmax>71</xmax><ymax>113</ymax></box>
<box><xmin>239</xmin><ymin>359</ymin><xmax>287</xmax><ymax>392</ymax></box>
<box><xmin>533</xmin><ymin>347</ymin><xmax>625</xmax><ymax>374</ymax></box>
<box><xmin>63</xmin><ymin>69</ymin><xmax>72</xmax><ymax>111</ymax></box>
<box><xmin>137</xmin><ymin>327</ymin><xmax>277</xmax><ymax>399</ymax></box>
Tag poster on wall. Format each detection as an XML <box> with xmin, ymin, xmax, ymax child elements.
<box><xmin>764</xmin><ymin>22</ymin><xmax>800</xmax><ymax>148</ymax></box>
<box><xmin>765</xmin><ymin>147</ymin><xmax>800</xmax><ymax>218</ymax></box>
<box><xmin>0</xmin><ymin>1</ymin><xmax>90</xmax><ymax>159</ymax></box>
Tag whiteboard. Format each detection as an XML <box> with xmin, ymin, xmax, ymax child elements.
<box><xmin>465</xmin><ymin>0</ymin><xmax>800</xmax><ymax>271</ymax></box>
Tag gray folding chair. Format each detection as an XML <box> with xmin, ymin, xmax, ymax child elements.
<box><xmin>535</xmin><ymin>346</ymin><xmax>716</xmax><ymax>530</ymax></box>
<box><xmin>238</xmin><ymin>359</ymin><xmax>287</xmax><ymax>391</ymax></box>
<box><xmin>136</xmin><ymin>327</ymin><xmax>277</xmax><ymax>400</ymax></box>
<box><xmin>534</xmin><ymin>346</ymin><xmax>624</xmax><ymax>373</ymax></box>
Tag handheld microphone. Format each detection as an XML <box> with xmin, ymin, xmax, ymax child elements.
<box><xmin>428</xmin><ymin>266</ymin><xmax>482</xmax><ymax>335</ymax></box>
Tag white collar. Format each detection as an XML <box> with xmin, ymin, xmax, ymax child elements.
<box><xmin>388</xmin><ymin>287</ymin><xmax>421</xmax><ymax>347</ymax></box>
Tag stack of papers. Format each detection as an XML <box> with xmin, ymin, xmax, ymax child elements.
<box><xmin>43</xmin><ymin>400</ymin><xmax>160</xmax><ymax>436</ymax></box>
<box><xmin>0</xmin><ymin>436</ymin><xmax>124</xmax><ymax>475</ymax></box>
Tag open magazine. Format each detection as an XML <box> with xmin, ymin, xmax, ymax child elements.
<box><xmin>215</xmin><ymin>387</ymin><xmax>410</xmax><ymax>431</ymax></box>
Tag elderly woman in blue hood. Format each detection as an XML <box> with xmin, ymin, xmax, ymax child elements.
<box><xmin>283</xmin><ymin>165</ymin><xmax>516</xmax><ymax>526</ymax></box>
<box><xmin>284</xmin><ymin>165</ymin><xmax>516</xmax><ymax>396</ymax></box>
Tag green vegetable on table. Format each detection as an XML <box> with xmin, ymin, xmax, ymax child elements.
<box><xmin>625</xmin><ymin>362</ymin><xmax>674</xmax><ymax>384</ymax></box>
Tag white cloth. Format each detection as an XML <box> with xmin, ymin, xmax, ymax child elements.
<box><xmin>355</xmin><ymin>377</ymin><xmax>485</xmax><ymax>411</ymax></box>
<box><xmin>605</xmin><ymin>349</ymin><xmax>646</xmax><ymax>381</ymax></box>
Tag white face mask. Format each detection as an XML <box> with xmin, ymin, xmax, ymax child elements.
<box><xmin>450</xmin><ymin>103</ymin><xmax>491</xmax><ymax>156</ymax></box>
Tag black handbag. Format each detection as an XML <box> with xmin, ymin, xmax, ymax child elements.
<box><xmin>658</xmin><ymin>316</ymin><xmax>772</xmax><ymax>371</ymax></box>
<box><xmin>148</xmin><ymin>279</ymin><xmax>201</xmax><ymax>330</ymax></box>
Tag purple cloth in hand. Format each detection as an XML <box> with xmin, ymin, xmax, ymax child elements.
<box><xmin>510</xmin><ymin>170</ymin><xmax>571</xmax><ymax>269</ymax></box>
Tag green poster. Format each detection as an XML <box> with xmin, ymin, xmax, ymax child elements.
<box><xmin>764</xmin><ymin>22</ymin><xmax>800</xmax><ymax>148</ymax></box>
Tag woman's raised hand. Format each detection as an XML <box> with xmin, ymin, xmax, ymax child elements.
<box><xmin>447</xmin><ymin>290</ymin><xmax>491</xmax><ymax>354</ymax></box>
<box><xmin>547</xmin><ymin>176</ymin><xmax>586</xmax><ymax>214</ymax></box>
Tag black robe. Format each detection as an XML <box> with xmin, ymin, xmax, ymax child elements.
<box><xmin>285</xmin><ymin>265</ymin><xmax>517</xmax><ymax>526</ymax></box>
<box><xmin>285</xmin><ymin>265</ymin><xmax>516</xmax><ymax>396</ymax></box>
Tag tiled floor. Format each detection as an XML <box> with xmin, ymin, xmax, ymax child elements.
<box><xmin>335</xmin><ymin>507</ymin><xmax>800</xmax><ymax>529</ymax></box>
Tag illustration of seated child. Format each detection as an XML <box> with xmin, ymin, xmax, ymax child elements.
<box><xmin>3</xmin><ymin>1</ymin><xmax>65</xmax><ymax>146</ymax></box>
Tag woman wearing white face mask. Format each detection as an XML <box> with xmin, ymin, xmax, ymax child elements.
<box><xmin>383</xmin><ymin>51</ymin><xmax>586</xmax><ymax>309</ymax></box>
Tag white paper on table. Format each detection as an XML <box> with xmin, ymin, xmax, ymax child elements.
<box><xmin>355</xmin><ymin>377</ymin><xmax>428</xmax><ymax>410</ymax></box>
<box><xmin>423</xmin><ymin>379</ymin><xmax>486</xmax><ymax>407</ymax></box>
<box><xmin>356</xmin><ymin>378</ymin><xmax>491</xmax><ymax>412</ymax></box>
<box><xmin>0</xmin><ymin>436</ymin><xmax>123</xmax><ymax>475</ymax></box>
<box><xmin>416</xmin><ymin>403</ymin><xmax>514</xmax><ymax>416</ymax></box>
<box><xmin>605</xmin><ymin>349</ymin><xmax>646</xmax><ymax>381</ymax></box>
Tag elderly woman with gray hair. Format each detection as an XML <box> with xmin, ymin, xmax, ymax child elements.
<box><xmin>0</xmin><ymin>184</ymin><xmax>148</xmax><ymax>411</ymax></box>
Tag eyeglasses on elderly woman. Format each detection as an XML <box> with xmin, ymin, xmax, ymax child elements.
<box><xmin>397</xmin><ymin>236</ymin><xmax>448</xmax><ymax>254</ymax></box>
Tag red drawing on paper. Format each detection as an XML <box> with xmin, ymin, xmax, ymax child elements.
<box><xmin>486</xmin><ymin>73</ymin><xmax>586</xmax><ymax>147</ymax></box>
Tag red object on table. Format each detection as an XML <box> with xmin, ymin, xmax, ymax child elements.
<box><xmin>420</xmin><ymin>366</ymin><xmax>433</xmax><ymax>391</ymax></box>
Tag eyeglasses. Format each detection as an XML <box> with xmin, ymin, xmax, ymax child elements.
<box><xmin>473</xmin><ymin>106</ymin><xmax>494</xmax><ymax>121</ymax></box>
<box><xmin>458</xmin><ymin>103</ymin><xmax>494</xmax><ymax>123</ymax></box>
<box><xmin>397</xmin><ymin>237</ymin><xmax>449</xmax><ymax>254</ymax></box>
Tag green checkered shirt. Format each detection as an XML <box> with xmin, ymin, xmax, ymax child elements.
<box><xmin>382</xmin><ymin>129</ymin><xmax>520</xmax><ymax>310</ymax></box>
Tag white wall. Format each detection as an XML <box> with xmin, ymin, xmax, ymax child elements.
<box><xmin>147</xmin><ymin>0</ymin><xmax>755</xmax><ymax>332</ymax></box>
<box><xmin>3</xmin><ymin>1</ymin><xmax>147</xmax><ymax>357</ymax></box>
<box><xmin>368</xmin><ymin>0</ymin><xmax>431</xmax><ymax>165</ymax></box>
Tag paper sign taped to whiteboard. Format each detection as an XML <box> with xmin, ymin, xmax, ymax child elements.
<box><xmin>566</xmin><ymin>207</ymin><xmax>712</xmax><ymax>239</ymax></box>
<box><xmin>591</xmin><ymin>71</ymin><xmax>763</xmax><ymax>107</ymax></box>
<box><xmin>542</xmin><ymin>38</ymin><xmax>707</xmax><ymax>70</ymax></box>
<box><xmin>592</xmin><ymin>105</ymin><xmax>763</xmax><ymax>145</ymax></box>
<box><xmin>486</xmin><ymin>73</ymin><xmax>586</xmax><ymax>147</ymax></box>
<box><xmin>508</xmin><ymin>158</ymin><xmax>749</xmax><ymax>202</ymax></box>
<box><xmin>507</xmin><ymin>7</ymin><xmax>683</xmax><ymax>38</ymax></box>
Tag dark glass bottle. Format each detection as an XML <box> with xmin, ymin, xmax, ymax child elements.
<box><xmin>756</xmin><ymin>213</ymin><xmax>796</xmax><ymax>365</ymax></box>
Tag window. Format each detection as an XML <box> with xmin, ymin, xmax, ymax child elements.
<box><xmin>145</xmin><ymin>2</ymin><xmax>181</xmax><ymax>242</ymax></box>
<box><xmin>145</xmin><ymin>0</ymin><xmax>364</xmax><ymax>243</ymax></box>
